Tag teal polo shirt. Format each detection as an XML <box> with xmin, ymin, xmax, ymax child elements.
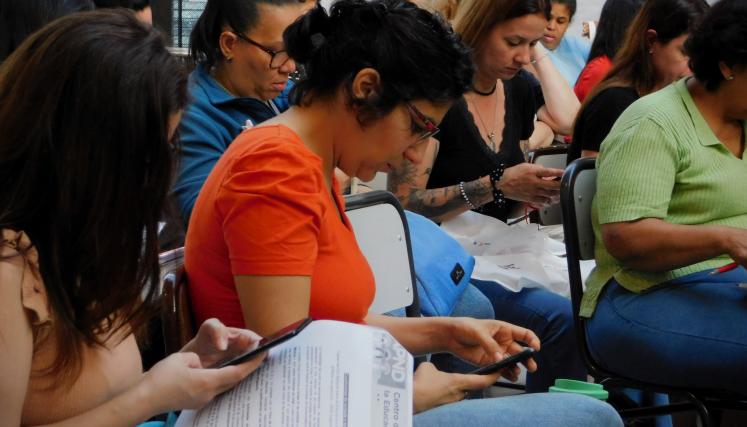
<box><xmin>582</xmin><ymin>78</ymin><xmax>747</xmax><ymax>317</ymax></box>
<box><xmin>173</xmin><ymin>64</ymin><xmax>292</xmax><ymax>222</ymax></box>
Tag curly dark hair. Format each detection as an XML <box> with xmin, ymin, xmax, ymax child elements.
<box><xmin>685</xmin><ymin>0</ymin><xmax>747</xmax><ymax>91</ymax></box>
<box><xmin>284</xmin><ymin>0</ymin><xmax>475</xmax><ymax>126</ymax></box>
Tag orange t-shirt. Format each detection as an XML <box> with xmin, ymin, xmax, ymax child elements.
<box><xmin>185</xmin><ymin>125</ymin><xmax>375</xmax><ymax>328</ymax></box>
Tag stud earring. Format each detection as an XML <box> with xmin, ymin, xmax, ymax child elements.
<box><xmin>726</xmin><ymin>75</ymin><xmax>735</xmax><ymax>81</ymax></box>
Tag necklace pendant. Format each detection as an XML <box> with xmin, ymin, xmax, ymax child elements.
<box><xmin>487</xmin><ymin>131</ymin><xmax>496</xmax><ymax>144</ymax></box>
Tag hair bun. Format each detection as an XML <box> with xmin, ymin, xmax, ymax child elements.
<box><xmin>284</xmin><ymin>3</ymin><xmax>333</xmax><ymax>64</ymax></box>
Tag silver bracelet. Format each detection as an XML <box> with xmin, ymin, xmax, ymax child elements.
<box><xmin>458</xmin><ymin>181</ymin><xmax>477</xmax><ymax>209</ymax></box>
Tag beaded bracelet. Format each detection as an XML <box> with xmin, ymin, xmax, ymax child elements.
<box><xmin>458</xmin><ymin>181</ymin><xmax>477</xmax><ymax>210</ymax></box>
<box><xmin>488</xmin><ymin>164</ymin><xmax>506</xmax><ymax>207</ymax></box>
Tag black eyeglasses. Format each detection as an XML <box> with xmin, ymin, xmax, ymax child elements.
<box><xmin>406</xmin><ymin>102</ymin><xmax>439</xmax><ymax>141</ymax></box>
<box><xmin>231</xmin><ymin>30</ymin><xmax>291</xmax><ymax>69</ymax></box>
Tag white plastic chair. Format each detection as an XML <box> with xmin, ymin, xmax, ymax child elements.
<box><xmin>345</xmin><ymin>191</ymin><xmax>420</xmax><ymax>316</ymax></box>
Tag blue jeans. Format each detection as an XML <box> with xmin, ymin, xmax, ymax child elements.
<box><xmin>414</xmin><ymin>392</ymin><xmax>622</xmax><ymax>427</ymax></box>
<box><xmin>586</xmin><ymin>267</ymin><xmax>747</xmax><ymax>394</ymax></box>
<box><xmin>453</xmin><ymin>280</ymin><xmax>587</xmax><ymax>392</ymax></box>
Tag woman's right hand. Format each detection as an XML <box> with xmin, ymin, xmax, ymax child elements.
<box><xmin>498</xmin><ymin>163</ymin><xmax>563</xmax><ymax>206</ymax></box>
<box><xmin>138</xmin><ymin>350</ymin><xmax>267</xmax><ymax>414</ymax></box>
<box><xmin>412</xmin><ymin>362</ymin><xmax>506</xmax><ymax>414</ymax></box>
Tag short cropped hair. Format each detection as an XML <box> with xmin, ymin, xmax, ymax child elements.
<box><xmin>685</xmin><ymin>0</ymin><xmax>747</xmax><ymax>91</ymax></box>
<box><xmin>552</xmin><ymin>0</ymin><xmax>577</xmax><ymax>18</ymax></box>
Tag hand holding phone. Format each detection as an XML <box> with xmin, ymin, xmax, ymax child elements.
<box><xmin>213</xmin><ymin>317</ymin><xmax>312</xmax><ymax>368</ymax></box>
<box><xmin>468</xmin><ymin>348</ymin><xmax>536</xmax><ymax>375</ymax></box>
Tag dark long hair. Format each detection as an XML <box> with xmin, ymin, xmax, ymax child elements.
<box><xmin>190</xmin><ymin>0</ymin><xmax>311</xmax><ymax>68</ymax></box>
<box><xmin>0</xmin><ymin>0</ymin><xmax>94</xmax><ymax>62</ymax></box>
<box><xmin>0</xmin><ymin>10</ymin><xmax>188</xmax><ymax>386</ymax></box>
<box><xmin>588</xmin><ymin>0</ymin><xmax>644</xmax><ymax>61</ymax></box>
<box><xmin>284</xmin><ymin>0</ymin><xmax>474</xmax><ymax>125</ymax></box>
<box><xmin>93</xmin><ymin>0</ymin><xmax>151</xmax><ymax>10</ymax></box>
<box><xmin>583</xmin><ymin>0</ymin><xmax>707</xmax><ymax>101</ymax></box>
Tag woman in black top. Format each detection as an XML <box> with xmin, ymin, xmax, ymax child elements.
<box><xmin>568</xmin><ymin>0</ymin><xmax>708</xmax><ymax>163</ymax></box>
<box><xmin>389</xmin><ymin>0</ymin><xmax>591</xmax><ymax>394</ymax></box>
<box><xmin>428</xmin><ymin>70</ymin><xmax>545</xmax><ymax>220</ymax></box>
<box><xmin>389</xmin><ymin>0</ymin><xmax>578</xmax><ymax>223</ymax></box>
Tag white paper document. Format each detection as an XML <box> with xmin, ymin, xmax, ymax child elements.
<box><xmin>441</xmin><ymin>210</ymin><xmax>596</xmax><ymax>296</ymax></box>
<box><xmin>175</xmin><ymin>320</ymin><xmax>413</xmax><ymax>427</ymax></box>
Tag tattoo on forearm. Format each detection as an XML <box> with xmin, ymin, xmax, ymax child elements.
<box><xmin>388</xmin><ymin>159</ymin><xmax>494</xmax><ymax>220</ymax></box>
<box><xmin>463</xmin><ymin>179</ymin><xmax>493</xmax><ymax>205</ymax></box>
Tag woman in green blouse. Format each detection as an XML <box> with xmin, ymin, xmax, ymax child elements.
<box><xmin>583</xmin><ymin>0</ymin><xmax>747</xmax><ymax>394</ymax></box>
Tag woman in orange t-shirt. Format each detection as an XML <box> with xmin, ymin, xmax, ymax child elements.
<box><xmin>185</xmin><ymin>0</ymin><xmax>546</xmax><ymax>415</ymax></box>
<box><xmin>186</xmin><ymin>3</ymin><xmax>625</xmax><ymax>425</ymax></box>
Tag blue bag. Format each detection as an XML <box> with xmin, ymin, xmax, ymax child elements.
<box><xmin>405</xmin><ymin>211</ymin><xmax>475</xmax><ymax>316</ymax></box>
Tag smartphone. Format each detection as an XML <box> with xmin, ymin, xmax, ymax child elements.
<box><xmin>468</xmin><ymin>348</ymin><xmax>536</xmax><ymax>375</ymax></box>
<box><xmin>214</xmin><ymin>317</ymin><xmax>313</xmax><ymax>368</ymax></box>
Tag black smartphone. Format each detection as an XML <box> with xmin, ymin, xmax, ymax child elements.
<box><xmin>468</xmin><ymin>348</ymin><xmax>536</xmax><ymax>375</ymax></box>
<box><xmin>214</xmin><ymin>317</ymin><xmax>313</xmax><ymax>368</ymax></box>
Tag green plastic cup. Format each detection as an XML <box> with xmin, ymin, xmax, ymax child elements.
<box><xmin>549</xmin><ymin>379</ymin><xmax>609</xmax><ymax>400</ymax></box>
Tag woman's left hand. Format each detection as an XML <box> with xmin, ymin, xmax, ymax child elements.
<box><xmin>180</xmin><ymin>318</ymin><xmax>262</xmax><ymax>368</ymax></box>
<box><xmin>441</xmin><ymin>318</ymin><xmax>540</xmax><ymax>371</ymax></box>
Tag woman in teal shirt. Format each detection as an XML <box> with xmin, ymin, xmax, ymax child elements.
<box><xmin>173</xmin><ymin>0</ymin><xmax>313</xmax><ymax>222</ymax></box>
<box><xmin>585</xmin><ymin>0</ymin><xmax>747</xmax><ymax>393</ymax></box>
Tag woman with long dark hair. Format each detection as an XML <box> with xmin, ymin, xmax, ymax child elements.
<box><xmin>573</xmin><ymin>0</ymin><xmax>644</xmax><ymax>101</ymax></box>
<box><xmin>567</xmin><ymin>0</ymin><xmax>708</xmax><ymax>162</ymax></box>
<box><xmin>0</xmin><ymin>11</ymin><xmax>266</xmax><ymax>425</ymax></box>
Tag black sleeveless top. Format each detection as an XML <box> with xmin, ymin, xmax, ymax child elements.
<box><xmin>428</xmin><ymin>71</ymin><xmax>545</xmax><ymax>221</ymax></box>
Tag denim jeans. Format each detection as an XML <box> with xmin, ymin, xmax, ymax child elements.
<box><xmin>413</xmin><ymin>392</ymin><xmax>623</xmax><ymax>427</ymax></box>
<box><xmin>586</xmin><ymin>267</ymin><xmax>747</xmax><ymax>394</ymax></box>
<box><xmin>433</xmin><ymin>280</ymin><xmax>586</xmax><ymax>392</ymax></box>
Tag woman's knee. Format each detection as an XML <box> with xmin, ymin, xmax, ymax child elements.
<box><xmin>547</xmin><ymin>394</ymin><xmax>623</xmax><ymax>427</ymax></box>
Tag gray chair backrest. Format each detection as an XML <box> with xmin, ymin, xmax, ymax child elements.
<box><xmin>529</xmin><ymin>146</ymin><xmax>569</xmax><ymax>225</ymax></box>
<box><xmin>345</xmin><ymin>191</ymin><xmax>416</xmax><ymax>314</ymax></box>
<box><xmin>573</xmin><ymin>168</ymin><xmax>597</xmax><ymax>260</ymax></box>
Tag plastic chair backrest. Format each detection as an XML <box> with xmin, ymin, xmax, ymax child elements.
<box><xmin>572</xmin><ymin>167</ymin><xmax>597</xmax><ymax>261</ymax></box>
<box><xmin>528</xmin><ymin>146</ymin><xmax>569</xmax><ymax>225</ymax></box>
<box><xmin>345</xmin><ymin>191</ymin><xmax>420</xmax><ymax>316</ymax></box>
<box><xmin>559</xmin><ymin>157</ymin><xmax>598</xmax><ymax>373</ymax></box>
<box><xmin>158</xmin><ymin>247</ymin><xmax>195</xmax><ymax>355</ymax></box>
